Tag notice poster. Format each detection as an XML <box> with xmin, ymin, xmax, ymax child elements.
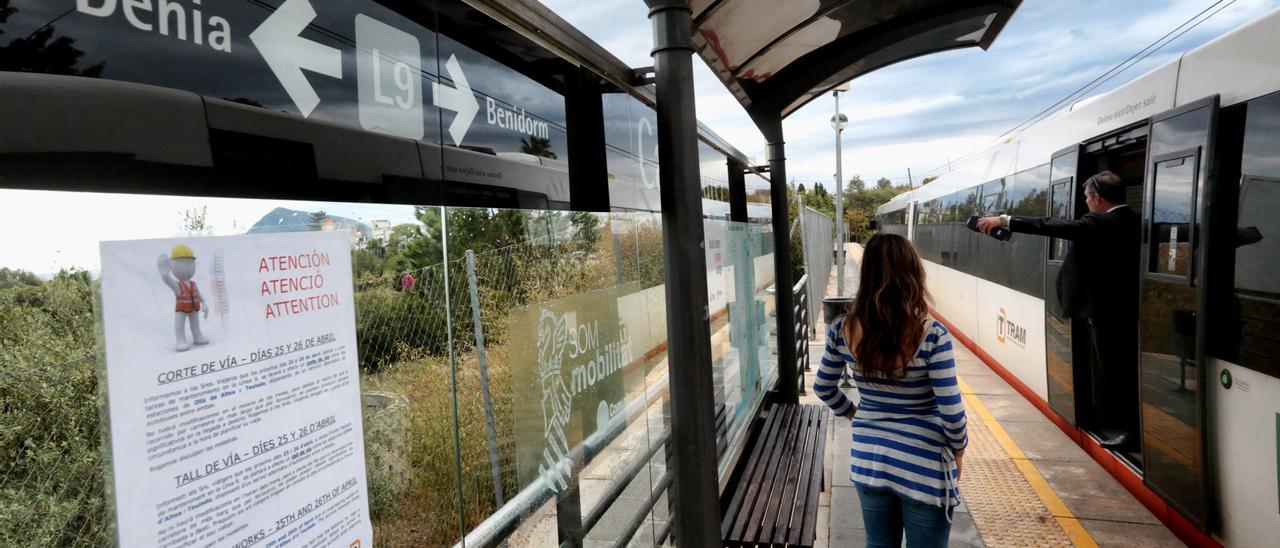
<box><xmin>98</xmin><ymin>231</ymin><xmax>372</xmax><ymax>548</ymax></box>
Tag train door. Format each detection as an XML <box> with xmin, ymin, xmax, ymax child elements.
<box><xmin>1136</xmin><ymin>95</ymin><xmax>1219</xmax><ymax>529</ymax></box>
<box><xmin>1044</xmin><ymin>146</ymin><xmax>1083</xmax><ymax>425</ymax></box>
<box><xmin>1078</xmin><ymin>125</ymin><xmax>1150</xmax><ymax>469</ymax></box>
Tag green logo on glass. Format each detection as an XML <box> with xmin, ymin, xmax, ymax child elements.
<box><xmin>512</xmin><ymin>283</ymin><xmax>640</xmax><ymax>492</ymax></box>
<box><xmin>1220</xmin><ymin>369</ymin><xmax>1232</xmax><ymax>389</ymax></box>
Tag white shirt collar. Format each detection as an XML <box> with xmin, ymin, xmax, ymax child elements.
<box><xmin>1106</xmin><ymin>204</ymin><xmax>1127</xmax><ymax>213</ymax></box>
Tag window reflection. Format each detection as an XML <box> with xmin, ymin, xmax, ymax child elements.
<box><xmin>1226</xmin><ymin>91</ymin><xmax>1280</xmax><ymax>376</ymax></box>
<box><xmin>1148</xmin><ymin>156</ymin><xmax>1196</xmax><ymax>277</ymax></box>
<box><xmin>1049</xmin><ymin>181</ymin><xmax>1071</xmax><ymax>261</ymax></box>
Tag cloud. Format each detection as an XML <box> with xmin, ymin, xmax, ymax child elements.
<box><xmin>541</xmin><ymin>0</ymin><xmax>1280</xmax><ymax>187</ymax></box>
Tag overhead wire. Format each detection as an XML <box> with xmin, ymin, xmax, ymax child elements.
<box><xmin>909</xmin><ymin>0</ymin><xmax>1241</xmax><ymax>180</ymax></box>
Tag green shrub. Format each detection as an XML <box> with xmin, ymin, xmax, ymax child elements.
<box><xmin>0</xmin><ymin>272</ymin><xmax>109</xmax><ymax>547</ymax></box>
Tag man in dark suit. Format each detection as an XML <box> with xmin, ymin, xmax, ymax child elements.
<box><xmin>977</xmin><ymin>171</ymin><xmax>1140</xmax><ymax>448</ymax></box>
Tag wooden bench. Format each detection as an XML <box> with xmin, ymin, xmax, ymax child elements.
<box><xmin>721</xmin><ymin>403</ymin><xmax>830</xmax><ymax>547</ymax></box>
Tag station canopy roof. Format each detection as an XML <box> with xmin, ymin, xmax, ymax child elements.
<box><xmin>690</xmin><ymin>0</ymin><xmax>1022</xmax><ymax>120</ymax></box>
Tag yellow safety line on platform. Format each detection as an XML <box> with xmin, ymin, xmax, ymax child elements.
<box><xmin>957</xmin><ymin>376</ymin><xmax>1099</xmax><ymax>548</ymax></box>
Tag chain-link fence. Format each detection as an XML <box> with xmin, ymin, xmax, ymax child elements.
<box><xmin>0</xmin><ymin>271</ymin><xmax>111</xmax><ymax>547</ymax></box>
<box><xmin>798</xmin><ymin>207</ymin><xmax>835</xmax><ymax>328</ymax></box>
<box><xmin>360</xmin><ymin>217</ymin><xmax>663</xmax><ymax>546</ymax></box>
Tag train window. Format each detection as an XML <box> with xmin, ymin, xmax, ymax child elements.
<box><xmin>980</xmin><ymin>179</ymin><xmax>1006</xmax><ymax>214</ymax></box>
<box><xmin>1228</xmin><ymin>91</ymin><xmax>1280</xmax><ymax>376</ymax></box>
<box><xmin>1049</xmin><ymin>181</ymin><xmax>1072</xmax><ymax>261</ymax></box>
<box><xmin>1147</xmin><ymin>153</ymin><xmax>1198</xmax><ymax>278</ymax></box>
<box><xmin>1010</xmin><ymin>164</ymin><xmax>1050</xmax><ymax>298</ymax></box>
<box><xmin>1011</xmin><ymin>164</ymin><xmax>1051</xmax><ymax>216</ymax></box>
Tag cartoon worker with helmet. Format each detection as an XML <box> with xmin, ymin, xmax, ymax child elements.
<box><xmin>157</xmin><ymin>244</ymin><xmax>209</xmax><ymax>351</ymax></box>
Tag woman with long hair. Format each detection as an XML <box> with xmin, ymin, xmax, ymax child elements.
<box><xmin>814</xmin><ymin>234</ymin><xmax>967</xmax><ymax>547</ymax></box>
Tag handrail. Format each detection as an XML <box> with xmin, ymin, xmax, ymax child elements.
<box><xmin>454</xmin><ymin>369</ymin><xmax>670</xmax><ymax>548</ymax></box>
<box><xmin>580</xmin><ymin>429</ymin><xmax>671</xmax><ymax>533</ymax></box>
<box><xmin>793</xmin><ymin>274</ymin><xmax>811</xmax><ymax>393</ymax></box>
<box><xmin>614</xmin><ymin>469</ymin><xmax>674</xmax><ymax>546</ymax></box>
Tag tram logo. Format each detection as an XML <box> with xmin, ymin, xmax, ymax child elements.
<box><xmin>996</xmin><ymin>307</ymin><xmax>1027</xmax><ymax>347</ymax></box>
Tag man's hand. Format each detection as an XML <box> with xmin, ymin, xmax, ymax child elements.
<box><xmin>975</xmin><ymin>216</ymin><xmax>1004</xmax><ymax>235</ymax></box>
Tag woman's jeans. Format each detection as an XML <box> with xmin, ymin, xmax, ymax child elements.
<box><xmin>855</xmin><ymin>485</ymin><xmax>950</xmax><ymax>548</ymax></box>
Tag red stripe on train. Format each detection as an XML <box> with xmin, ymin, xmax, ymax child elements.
<box><xmin>929</xmin><ymin>307</ymin><xmax>1222</xmax><ymax>548</ymax></box>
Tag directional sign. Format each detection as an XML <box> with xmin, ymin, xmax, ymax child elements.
<box><xmin>250</xmin><ymin>0</ymin><xmax>343</xmax><ymax>118</ymax></box>
<box><xmin>355</xmin><ymin>14</ymin><xmax>424</xmax><ymax>139</ymax></box>
<box><xmin>433</xmin><ymin>54</ymin><xmax>480</xmax><ymax>146</ymax></box>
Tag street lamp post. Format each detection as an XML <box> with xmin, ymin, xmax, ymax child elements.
<box><xmin>830</xmin><ymin>83</ymin><xmax>849</xmax><ymax>296</ymax></box>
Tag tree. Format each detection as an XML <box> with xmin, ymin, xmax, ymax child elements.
<box><xmin>846</xmin><ymin>175</ymin><xmax>865</xmax><ymax>193</ymax></box>
<box><xmin>568</xmin><ymin>211</ymin><xmax>600</xmax><ymax>252</ymax></box>
<box><xmin>309</xmin><ymin>210</ymin><xmax>327</xmax><ymax>227</ymax></box>
<box><xmin>876</xmin><ymin>177</ymin><xmax>892</xmax><ymax>190</ymax></box>
<box><xmin>519</xmin><ymin>136</ymin><xmax>558</xmax><ymax>159</ymax></box>
<box><xmin>180</xmin><ymin>205</ymin><xmax>212</xmax><ymax>235</ymax></box>
<box><xmin>921</xmin><ymin>175</ymin><xmax>939</xmax><ymax>186</ymax></box>
<box><xmin>0</xmin><ymin>267</ymin><xmax>41</xmax><ymax>289</ymax></box>
<box><xmin>0</xmin><ymin>1</ymin><xmax>105</xmax><ymax>77</ymax></box>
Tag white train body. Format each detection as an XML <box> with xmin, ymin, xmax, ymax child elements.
<box><xmin>877</xmin><ymin>10</ymin><xmax>1280</xmax><ymax>545</ymax></box>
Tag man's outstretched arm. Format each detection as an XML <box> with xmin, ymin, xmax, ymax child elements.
<box><xmin>977</xmin><ymin>214</ymin><xmax>1101</xmax><ymax>241</ymax></box>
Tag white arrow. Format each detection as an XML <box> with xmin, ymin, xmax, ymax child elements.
<box><xmin>433</xmin><ymin>54</ymin><xmax>479</xmax><ymax>146</ymax></box>
<box><xmin>250</xmin><ymin>0</ymin><xmax>342</xmax><ymax>118</ymax></box>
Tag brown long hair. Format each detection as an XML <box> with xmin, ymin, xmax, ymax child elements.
<box><xmin>844</xmin><ymin>234</ymin><xmax>930</xmax><ymax>380</ymax></box>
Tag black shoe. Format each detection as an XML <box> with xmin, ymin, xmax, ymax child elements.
<box><xmin>1099</xmin><ymin>432</ymin><xmax>1130</xmax><ymax>449</ymax></box>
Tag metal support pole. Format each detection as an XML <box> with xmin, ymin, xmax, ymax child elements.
<box><xmin>465</xmin><ymin>250</ymin><xmax>505</xmax><ymax>509</ymax></box>
<box><xmin>645</xmin><ymin>2</ymin><xmax>721</xmax><ymax>546</ymax></box>
<box><xmin>728</xmin><ymin>158</ymin><xmax>748</xmax><ymax>223</ymax></box>
<box><xmin>833</xmin><ymin>91</ymin><xmax>845</xmax><ymax>297</ymax></box>
<box><xmin>763</xmin><ymin>116</ymin><xmax>800</xmax><ymax>404</ymax></box>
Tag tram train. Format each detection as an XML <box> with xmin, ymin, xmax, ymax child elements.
<box><xmin>874</xmin><ymin>8</ymin><xmax>1280</xmax><ymax>546</ymax></box>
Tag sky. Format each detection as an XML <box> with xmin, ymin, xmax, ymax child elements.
<box><xmin>542</xmin><ymin>0</ymin><xmax>1279</xmax><ymax>190</ymax></box>
<box><xmin>0</xmin><ymin>190</ymin><xmax>421</xmax><ymax>275</ymax></box>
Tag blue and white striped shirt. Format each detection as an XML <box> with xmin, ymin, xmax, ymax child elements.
<box><xmin>814</xmin><ymin>316</ymin><xmax>968</xmax><ymax>509</ymax></box>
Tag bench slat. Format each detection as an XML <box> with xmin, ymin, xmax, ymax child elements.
<box><xmin>729</xmin><ymin>405</ymin><xmax>797</xmax><ymax>543</ymax></box>
<box><xmin>738</xmin><ymin>405</ymin><xmax>803</xmax><ymax>543</ymax></box>
<box><xmin>721</xmin><ymin>403</ymin><xmax>830</xmax><ymax>547</ymax></box>
<box><xmin>750</xmin><ymin>405</ymin><xmax>808</xmax><ymax>543</ymax></box>
<box><xmin>796</xmin><ymin>408</ymin><xmax>830</xmax><ymax>546</ymax></box>
<box><xmin>720</xmin><ymin>404</ymin><xmax>784</xmax><ymax>540</ymax></box>
<box><xmin>764</xmin><ymin>405</ymin><xmax>815</xmax><ymax>545</ymax></box>
<box><xmin>774</xmin><ymin>406</ymin><xmax>823</xmax><ymax>546</ymax></box>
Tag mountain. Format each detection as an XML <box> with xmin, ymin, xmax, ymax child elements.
<box><xmin>248</xmin><ymin>207</ymin><xmax>373</xmax><ymax>239</ymax></box>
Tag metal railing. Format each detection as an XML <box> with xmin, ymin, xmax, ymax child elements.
<box><xmin>793</xmin><ymin>274</ymin><xmax>811</xmax><ymax>394</ymax></box>
<box><xmin>456</xmin><ymin>368</ymin><xmax>672</xmax><ymax>547</ymax></box>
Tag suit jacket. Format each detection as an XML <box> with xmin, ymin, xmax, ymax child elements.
<box><xmin>1010</xmin><ymin>206</ymin><xmax>1140</xmax><ymax>319</ymax></box>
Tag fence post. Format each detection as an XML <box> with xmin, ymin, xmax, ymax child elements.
<box><xmin>465</xmin><ymin>249</ymin><xmax>506</xmax><ymax>509</ymax></box>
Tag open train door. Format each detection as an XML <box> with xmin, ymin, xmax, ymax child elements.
<box><xmin>1137</xmin><ymin>95</ymin><xmax>1219</xmax><ymax>529</ymax></box>
<box><xmin>1045</xmin><ymin>144</ymin><xmax>1085</xmax><ymax>425</ymax></box>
